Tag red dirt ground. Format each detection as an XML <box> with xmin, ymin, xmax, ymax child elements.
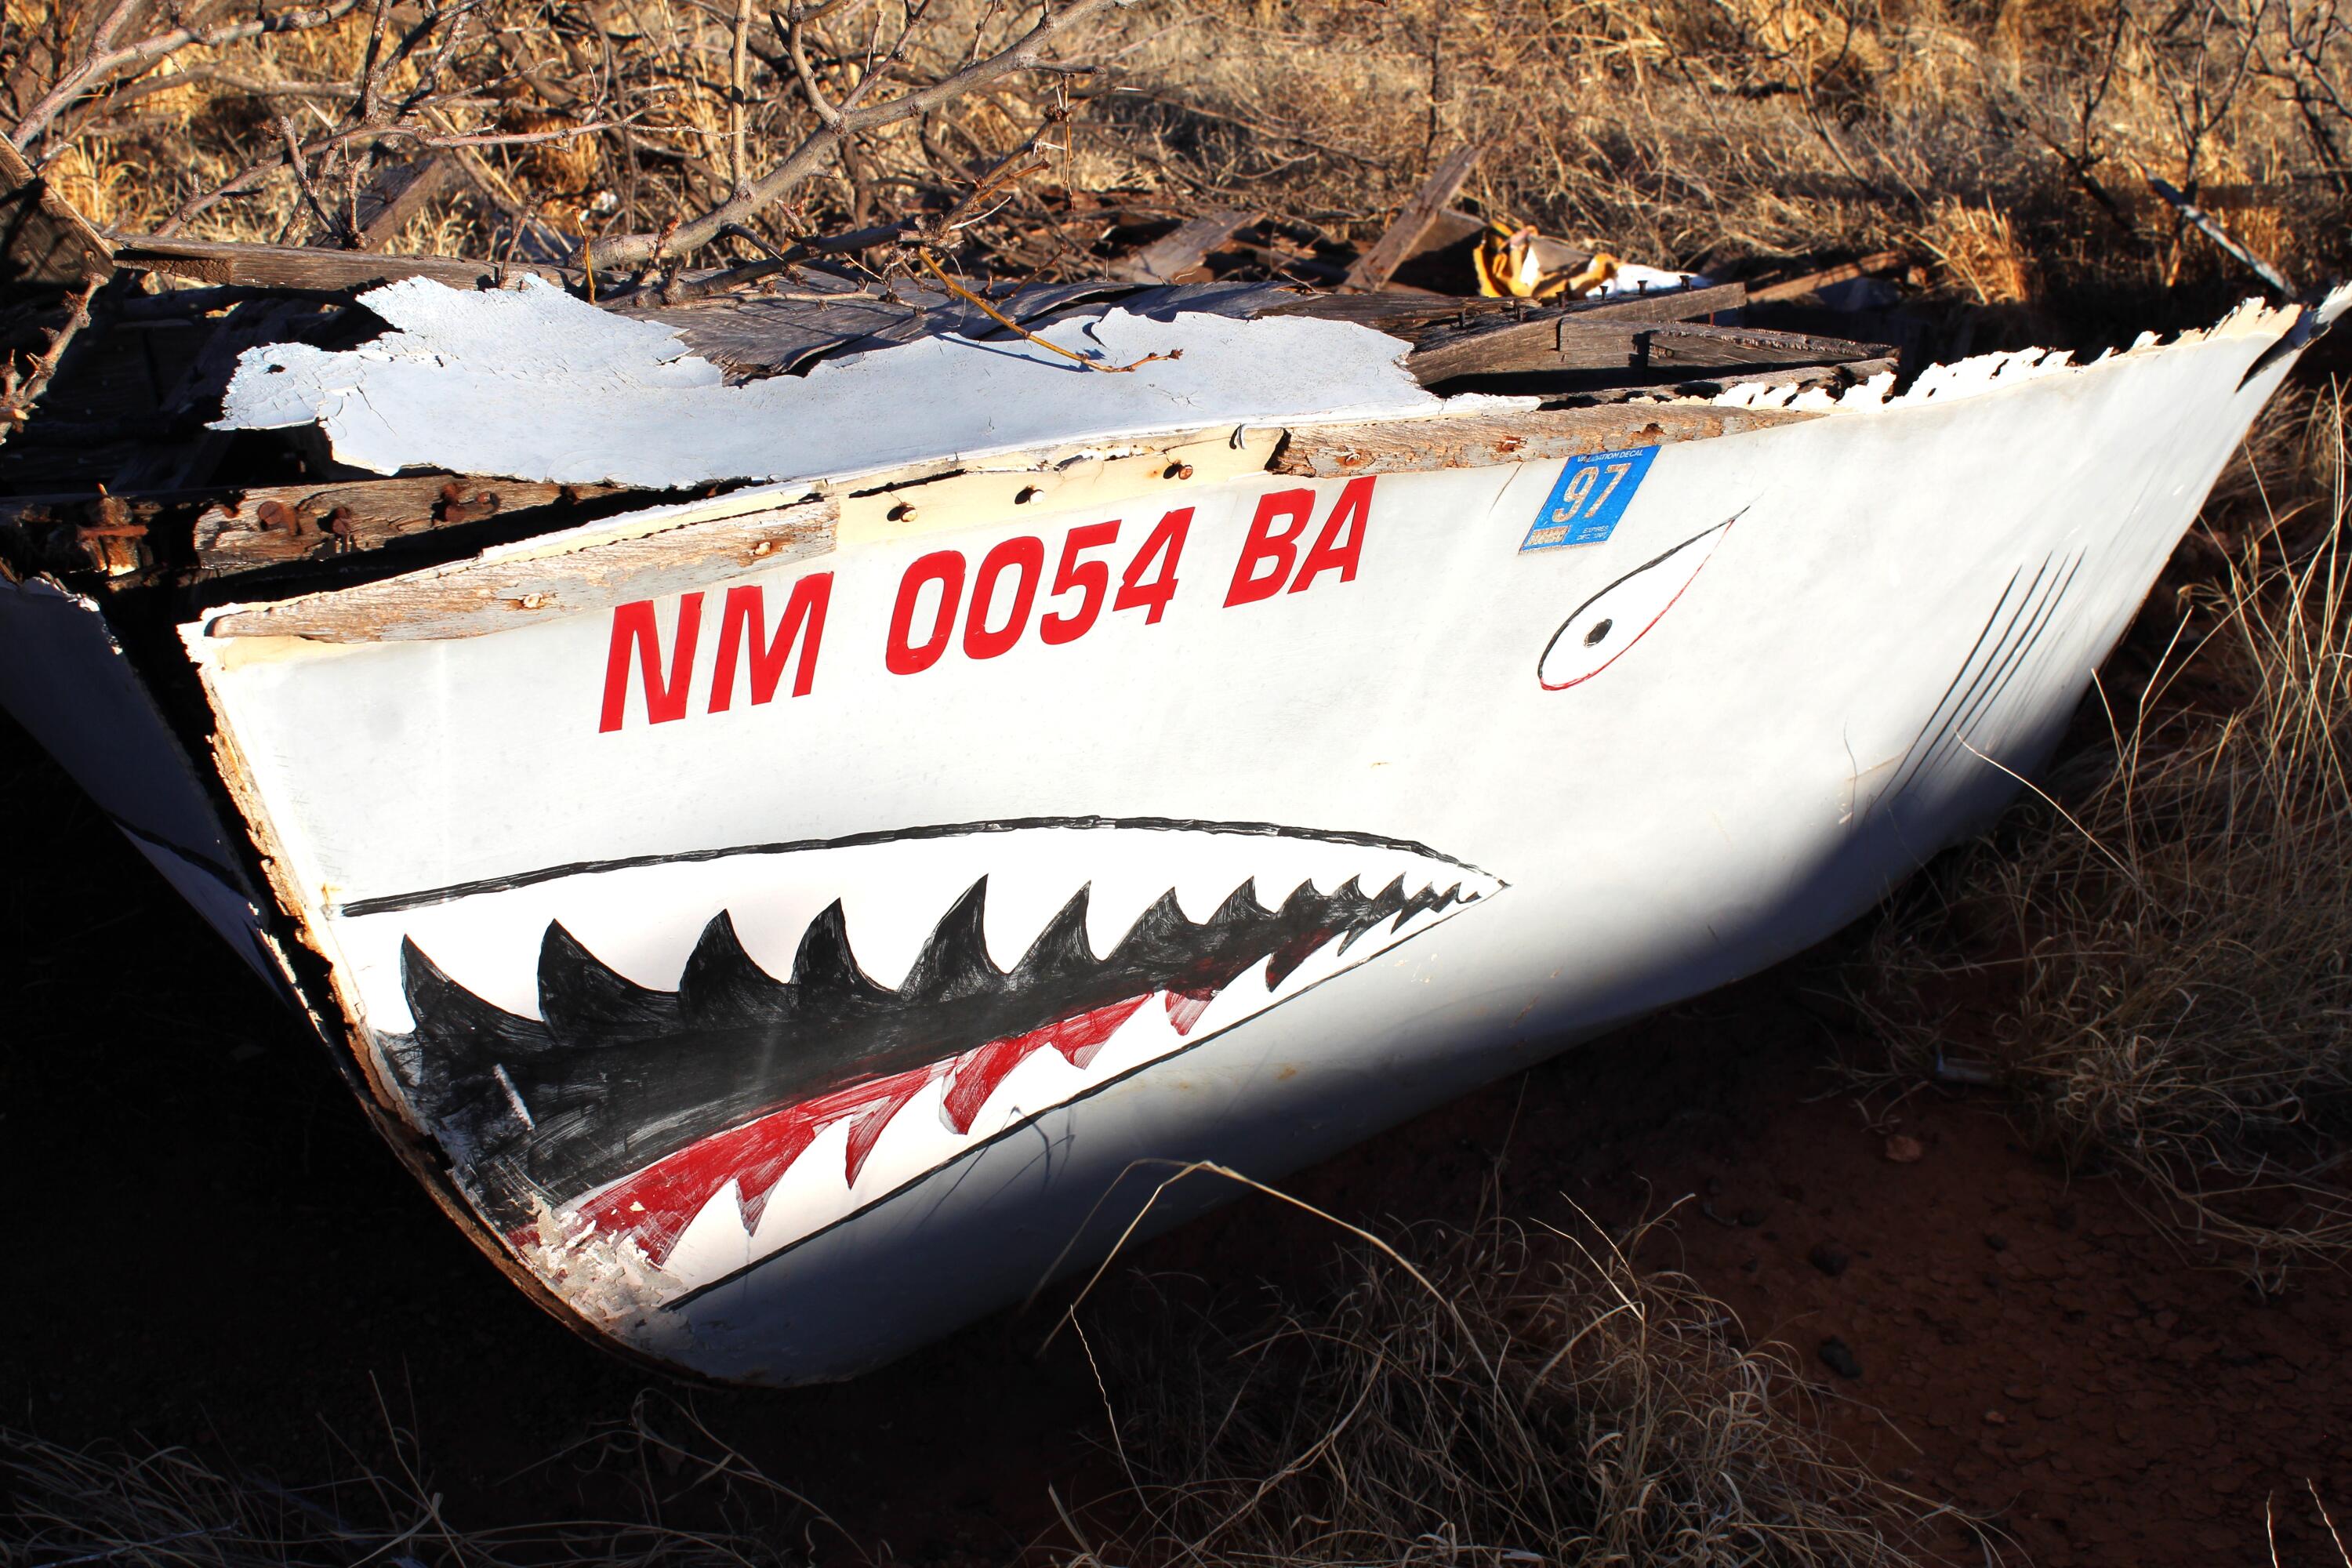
<box><xmin>7</xmin><ymin>710</ymin><xmax>2351</xmax><ymax>1566</ymax></box>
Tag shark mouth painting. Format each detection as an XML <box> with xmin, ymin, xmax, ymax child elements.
<box><xmin>376</xmin><ymin>822</ymin><xmax>1503</xmax><ymax>1290</ymax></box>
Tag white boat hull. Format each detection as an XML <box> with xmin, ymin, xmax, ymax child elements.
<box><xmin>7</xmin><ymin>286</ymin><xmax>2340</xmax><ymax>1382</ymax></box>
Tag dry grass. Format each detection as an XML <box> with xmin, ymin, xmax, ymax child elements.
<box><xmin>0</xmin><ymin>1396</ymin><xmax>825</xmax><ymax>1568</ymax></box>
<box><xmin>1857</xmin><ymin>379</ymin><xmax>2352</xmax><ymax>1285</ymax></box>
<box><xmin>0</xmin><ymin>1207</ymin><xmax>1949</xmax><ymax>1568</ymax></box>
<box><xmin>1065</xmin><ymin>1203</ymin><xmax>1950</xmax><ymax>1568</ymax></box>
<box><xmin>4</xmin><ymin>0</ymin><xmax>2349</xmax><ymax>314</ymax></box>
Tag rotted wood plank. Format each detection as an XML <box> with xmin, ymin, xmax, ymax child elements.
<box><xmin>1642</xmin><ymin>321</ymin><xmax>1887</xmax><ymax>368</ymax></box>
<box><xmin>0</xmin><ymin>137</ymin><xmax>111</xmax><ymax>286</ymax></box>
<box><xmin>1109</xmin><ymin>208</ymin><xmax>1257</xmax><ymax>284</ymax></box>
<box><xmin>201</xmin><ymin>492</ymin><xmax>834</xmax><ymax>641</ymax></box>
<box><xmin>1407</xmin><ymin>310</ymin><xmax>1886</xmax><ymax>383</ymax></box>
<box><xmin>111</xmin><ymin>234</ymin><xmax>576</xmax><ymax>291</ymax></box>
<box><xmin>1571</xmin><ymin>282</ymin><xmax>1748</xmax><ymax>323</ymax></box>
<box><xmin>195</xmin><ymin>473</ymin><xmax>622</xmax><ymax>573</ymax></box>
<box><xmin>1257</xmin><ymin>291</ymin><xmax>1527</xmax><ymax>330</ymax></box>
<box><xmin>1261</xmin><ymin>281</ymin><xmax>1747</xmax><ymax>337</ymax></box>
<box><xmin>353</xmin><ymin>157</ymin><xmax>460</xmax><ymax>251</ymax></box>
<box><xmin>643</xmin><ymin>278</ymin><xmax>1133</xmax><ymax>376</ymax></box>
<box><xmin>1275</xmin><ymin>404</ymin><xmax>1818</xmax><ymax>477</ymax></box>
<box><xmin>1748</xmin><ymin>250</ymin><xmax>1909</xmax><ymax>303</ymax></box>
<box><xmin>1343</xmin><ymin>143</ymin><xmax>1485</xmax><ymax>292</ymax></box>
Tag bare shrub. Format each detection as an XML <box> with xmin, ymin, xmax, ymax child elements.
<box><xmin>1069</xmin><ymin>1203</ymin><xmax>1946</xmax><ymax>1567</ymax></box>
<box><xmin>0</xmin><ymin>0</ymin><xmax>2346</xmax><ymax>310</ymax></box>
<box><xmin>1858</xmin><ymin>380</ymin><xmax>2352</xmax><ymax>1283</ymax></box>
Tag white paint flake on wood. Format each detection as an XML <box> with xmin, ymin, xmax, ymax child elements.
<box><xmin>214</xmin><ymin>276</ymin><xmax>1467</xmax><ymax>488</ymax></box>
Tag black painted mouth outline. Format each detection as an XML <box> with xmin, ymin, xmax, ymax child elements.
<box><xmin>376</xmin><ymin>820</ymin><xmax>1502</xmax><ymax>1266</ymax></box>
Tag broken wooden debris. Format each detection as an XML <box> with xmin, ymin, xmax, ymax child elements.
<box><xmin>343</xmin><ymin>157</ymin><xmax>463</xmax><ymax>253</ymax></box>
<box><xmin>0</xmin><ymin>136</ymin><xmax>112</xmax><ymax>288</ymax></box>
<box><xmin>641</xmin><ymin>274</ymin><xmax>1139</xmax><ymax>377</ymax></box>
<box><xmin>1406</xmin><ymin>309</ymin><xmax>1887</xmax><ymax>383</ymax></box>
<box><xmin>195</xmin><ymin>474</ymin><xmax>622</xmax><ymax>572</ymax></box>
<box><xmin>1108</xmin><ymin>208</ymin><xmax>1258</xmax><ymax>285</ymax></box>
<box><xmin>1272</xmin><ymin>404</ymin><xmax>1817</xmax><ymax>477</ymax></box>
<box><xmin>202</xmin><ymin>493</ymin><xmax>835</xmax><ymax>641</ymax></box>
<box><xmin>0</xmin><ymin>488</ymin><xmax>173</xmax><ymax>578</ymax></box>
<box><xmin>1261</xmin><ymin>281</ymin><xmax>1746</xmax><ymax>335</ymax></box>
<box><xmin>111</xmin><ymin>234</ymin><xmax>577</xmax><ymax>292</ymax></box>
<box><xmin>1343</xmin><ymin>143</ymin><xmax>1485</xmax><ymax>293</ymax></box>
<box><xmin>1748</xmin><ymin>249</ymin><xmax>1911</xmax><ymax>303</ymax></box>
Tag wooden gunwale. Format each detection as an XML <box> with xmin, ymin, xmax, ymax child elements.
<box><xmin>194</xmin><ymin>400</ymin><xmax>1817</xmax><ymax>644</ymax></box>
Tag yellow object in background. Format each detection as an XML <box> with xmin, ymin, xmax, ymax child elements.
<box><xmin>1475</xmin><ymin>220</ymin><xmax>1619</xmax><ymax>299</ymax></box>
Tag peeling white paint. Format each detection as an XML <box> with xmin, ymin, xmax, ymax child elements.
<box><xmin>215</xmin><ymin>276</ymin><xmax>1479</xmax><ymax>489</ymax></box>
<box><xmin>516</xmin><ymin>1195</ymin><xmax>682</xmax><ymax>1326</ymax></box>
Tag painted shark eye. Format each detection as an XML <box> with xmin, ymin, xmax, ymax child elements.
<box><xmin>1538</xmin><ymin>516</ymin><xmax>1737</xmax><ymax>690</ymax></box>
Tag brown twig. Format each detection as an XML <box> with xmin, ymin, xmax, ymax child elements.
<box><xmin>0</xmin><ymin>279</ymin><xmax>96</xmax><ymax>437</ymax></box>
<box><xmin>13</xmin><ymin>0</ymin><xmax>368</xmax><ymax>150</ymax></box>
<box><xmin>585</xmin><ymin>0</ymin><xmax>1121</xmax><ymax>274</ymax></box>
<box><xmin>914</xmin><ymin>245</ymin><xmax>1173</xmax><ymax>371</ymax></box>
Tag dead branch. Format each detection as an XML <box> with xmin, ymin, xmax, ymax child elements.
<box><xmin>584</xmin><ymin>0</ymin><xmax>1123</xmax><ymax>275</ymax></box>
<box><xmin>0</xmin><ymin>279</ymin><xmax>96</xmax><ymax>436</ymax></box>
<box><xmin>13</xmin><ymin>0</ymin><xmax>368</xmax><ymax>151</ymax></box>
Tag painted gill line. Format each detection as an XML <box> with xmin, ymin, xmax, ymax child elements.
<box><xmin>1874</xmin><ymin>562</ymin><xmax>2027</xmax><ymax>816</ymax></box>
<box><xmin>1911</xmin><ymin>549</ymin><xmax>2086</xmax><ymax>786</ymax></box>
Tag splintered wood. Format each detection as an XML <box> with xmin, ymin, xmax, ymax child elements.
<box><xmin>196</xmin><ymin>475</ymin><xmax>622</xmax><ymax>572</ymax></box>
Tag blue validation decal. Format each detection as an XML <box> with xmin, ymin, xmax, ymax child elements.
<box><xmin>1519</xmin><ymin>445</ymin><xmax>1661</xmax><ymax>552</ymax></box>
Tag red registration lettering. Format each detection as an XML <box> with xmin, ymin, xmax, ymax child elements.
<box><xmin>1112</xmin><ymin>507</ymin><xmax>1189</xmax><ymax>624</ymax></box>
<box><xmin>1224</xmin><ymin>478</ymin><xmax>1375</xmax><ymax>605</ymax></box>
<box><xmin>1224</xmin><ymin>489</ymin><xmax>1314</xmax><ymax>608</ymax></box>
<box><xmin>1291</xmin><ymin>477</ymin><xmax>1371</xmax><ymax>593</ymax></box>
<box><xmin>708</xmin><ymin>573</ymin><xmax>833</xmax><ymax>711</ymax></box>
<box><xmin>887</xmin><ymin>550</ymin><xmax>967</xmax><ymax>674</ymax></box>
<box><xmin>599</xmin><ymin>593</ymin><xmax>704</xmax><ymax>732</ymax></box>
<box><xmin>1040</xmin><ymin>521</ymin><xmax>1121</xmax><ymax>644</ymax></box>
<box><xmin>964</xmin><ymin>535</ymin><xmax>1046</xmax><ymax>660</ymax></box>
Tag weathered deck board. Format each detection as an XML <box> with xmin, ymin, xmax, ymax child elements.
<box><xmin>1275</xmin><ymin>403</ymin><xmax>1817</xmax><ymax>477</ymax></box>
<box><xmin>201</xmin><ymin>493</ymin><xmax>834</xmax><ymax>641</ymax></box>
<box><xmin>111</xmin><ymin>234</ymin><xmax>575</xmax><ymax>291</ymax></box>
<box><xmin>1261</xmin><ymin>281</ymin><xmax>1747</xmax><ymax>336</ymax></box>
<box><xmin>639</xmin><ymin>276</ymin><xmax>1134</xmax><ymax>376</ymax></box>
<box><xmin>0</xmin><ymin>137</ymin><xmax>111</xmax><ymax>286</ymax></box>
<box><xmin>1342</xmin><ymin>143</ymin><xmax>1484</xmax><ymax>292</ymax></box>
<box><xmin>195</xmin><ymin>473</ymin><xmax>622</xmax><ymax>572</ymax></box>
<box><xmin>1109</xmin><ymin>208</ymin><xmax>1257</xmax><ymax>284</ymax></box>
<box><xmin>1406</xmin><ymin>312</ymin><xmax>1886</xmax><ymax>383</ymax></box>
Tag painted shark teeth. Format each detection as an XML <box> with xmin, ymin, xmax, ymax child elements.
<box><xmin>370</xmin><ymin>826</ymin><xmax>1503</xmax><ymax>1289</ymax></box>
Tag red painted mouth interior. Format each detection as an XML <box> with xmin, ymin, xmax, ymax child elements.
<box><xmin>538</xmin><ymin>989</ymin><xmax>1229</xmax><ymax>1264</ymax></box>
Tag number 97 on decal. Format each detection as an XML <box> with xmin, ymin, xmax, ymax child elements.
<box><xmin>1520</xmin><ymin>445</ymin><xmax>1659</xmax><ymax>552</ymax></box>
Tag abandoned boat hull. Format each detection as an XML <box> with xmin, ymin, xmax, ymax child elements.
<box><xmin>112</xmin><ymin>291</ymin><xmax>2320</xmax><ymax>1382</ymax></box>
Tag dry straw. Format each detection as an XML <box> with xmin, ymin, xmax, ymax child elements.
<box><xmin>0</xmin><ymin>1390</ymin><xmax>835</xmax><ymax>1568</ymax></box>
<box><xmin>1051</xmin><ymin>1164</ymin><xmax>1959</xmax><ymax>1567</ymax></box>
<box><xmin>1859</xmin><ymin>379</ymin><xmax>2352</xmax><ymax>1287</ymax></box>
<box><xmin>1</xmin><ymin>1178</ymin><xmax>1958</xmax><ymax>1568</ymax></box>
<box><xmin>4</xmin><ymin>0</ymin><xmax>2348</xmax><ymax>296</ymax></box>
